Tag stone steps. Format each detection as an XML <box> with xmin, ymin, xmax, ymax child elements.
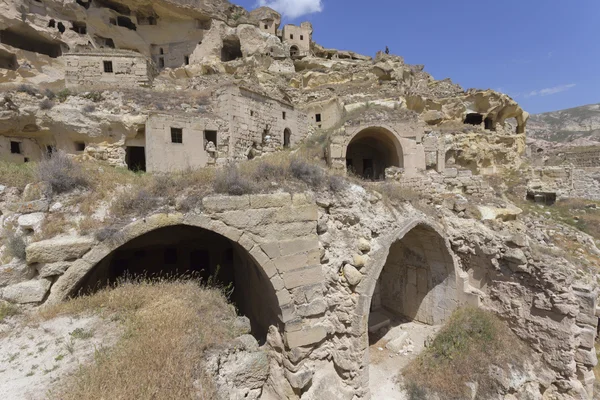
<box><xmin>368</xmin><ymin>310</ymin><xmax>391</xmax><ymax>334</ymax></box>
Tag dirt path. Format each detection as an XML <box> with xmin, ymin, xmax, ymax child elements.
<box><xmin>368</xmin><ymin>320</ymin><xmax>441</xmax><ymax>399</ymax></box>
<box><xmin>0</xmin><ymin>314</ymin><xmax>121</xmax><ymax>400</ymax></box>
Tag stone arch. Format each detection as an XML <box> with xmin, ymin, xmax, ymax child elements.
<box><xmin>354</xmin><ymin>219</ymin><xmax>473</xmax><ymax>395</ymax></box>
<box><xmin>344</xmin><ymin>126</ymin><xmax>404</xmax><ymax>180</ymax></box>
<box><xmin>357</xmin><ymin>219</ymin><xmax>460</xmax><ymax>323</ymax></box>
<box><xmin>290</xmin><ymin>45</ymin><xmax>299</xmax><ymax>58</ymax></box>
<box><xmin>47</xmin><ymin>213</ymin><xmax>285</xmax><ymax>341</ymax></box>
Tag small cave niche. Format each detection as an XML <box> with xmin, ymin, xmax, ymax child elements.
<box><xmin>484</xmin><ymin>116</ymin><xmax>495</xmax><ymax>131</ymax></box>
<box><xmin>221</xmin><ymin>37</ymin><xmax>242</xmax><ymax>62</ymax></box>
<box><xmin>0</xmin><ymin>27</ymin><xmax>62</xmax><ymax>57</ymax></box>
<box><xmin>95</xmin><ymin>0</ymin><xmax>131</xmax><ymax>15</ymax></box>
<box><xmin>70</xmin><ymin>21</ymin><xmax>87</xmax><ymax>35</ymax></box>
<box><xmin>464</xmin><ymin>113</ymin><xmax>483</xmax><ymax>126</ymax></box>
<box><xmin>48</xmin><ymin>19</ymin><xmax>55</xmax><ymax>28</ymax></box>
<box><xmin>526</xmin><ymin>191</ymin><xmax>557</xmax><ymax>206</ymax></box>
<box><xmin>0</xmin><ymin>49</ymin><xmax>18</xmax><ymax>70</ymax></box>
<box><xmin>117</xmin><ymin>16</ymin><xmax>137</xmax><ymax>31</ymax></box>
<box><xmin>57</xmin><ymin>22</ymin><xmax>65</xmax><ymax>33</ymax></box>
<box><xmin>76</xmin><ymin>0</ymin><xmax>91</xmax><ymax>10</ymax></box>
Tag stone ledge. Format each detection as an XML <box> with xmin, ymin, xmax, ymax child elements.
<box><xmin>249</xmin><ymin>193</ymin><xmax>292</xmax><ymax>208</ymax></box>
<box><xmin>285</xmin><ymin>326</ymin><xmax>327</xmax><ymax>348</ymax></box>
<box><xmin>203</xmin><ymin>195</ymin><xmax>250</xmax><ymax>212</ymax></box>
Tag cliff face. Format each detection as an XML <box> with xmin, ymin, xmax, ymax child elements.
<box><xmin>528</xmin><ymin>103</ymin><xmax>600</xmax><ymax>145</ymax></box>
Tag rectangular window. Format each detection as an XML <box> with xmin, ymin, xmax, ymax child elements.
<box><xmin>250</xmin><ymin>110</ymin><xmax>254</xmax><ymax>117</ymax></box>
<box><xmin>75</xmin><ymin>142</ymin><xmax>86</xmax><ymax>151</ymax></box>
<box><xmin>184</xmin><ymin>56</ymin><xmax>190</xmax><ymax>65</ymax></box>
<box><xmin>290</xmin><ymin>34</ymin><xmax>294</xmax><ymax>39</ymax></box>
<box><xmin>171</xmin><ymin>127</ymin><xmax>183</xmax><ymax>143</ymax></box>
<box><xmin>204</xmin><ymin>130</ymin><xmax>217</xmax><ymax>146</ymax></box>
<box><xmin>282</xmin><ymin>111</ymin><xmax>286</xmax><ymax>120</ymax></box>
<box><xmin>264</xmin><ymin>24</ymin><xmax>268</xmax><ymax>29</ymax></box>
<box><xmin>300</xmin><ymin>35</ymin><xmax>304</xmax><ymax>41</ymax></box>
<box><xmin>315</xmin><ymin>113</ymin><xmax>322</xmax><ymax>122</ymax></box>
<box><xmin>159</xmin><ymin>57</ymin><xmax>165</xmax><ymax>68</ymax></box>
<box><xmin>10</xmin><ymin>141</ymin><xmax>21</xmax><ymax>154</ymax></box>
<box><xmin>103</xmin><ymin>60</ymin><xmax>113</xmax><ymax>73</ymax></box>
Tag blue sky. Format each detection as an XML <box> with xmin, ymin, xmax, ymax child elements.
<box><xmin>234</xmin><ymin>0</ymin><xmax>600</xmax><ymax>114</ymax></box>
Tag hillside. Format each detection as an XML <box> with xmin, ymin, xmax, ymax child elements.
<box><xmin>528</xmin><ymin>103</ymin><xmax>600</xmax><ymax>144</ymax></box>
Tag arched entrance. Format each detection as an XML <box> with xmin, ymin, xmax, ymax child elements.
<box><xmin>290</xmin><ymin>45</ymin><xmax>299</xmax><ymax>58</ymax></box>
<box><xmin>69</xmin><ymin>224</ymin><xmax>281</xmax><ymax>342</ymax></box>
<box><xmin>345</xmin><ymin>127</ymin><xmax>403</xmax><ymax>180</ymax></box>
<box><xmin>359</xmin><ymin>222</ymin><xmax>460</xmax><ymax>397</ymax></box>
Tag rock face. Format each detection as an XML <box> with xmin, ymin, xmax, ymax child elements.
<box><xmin>26</xmin><ymin>237</ymin><xmax>94</xmax><ymax>264</ymax></box>
<box><xmin>0</xmin><ymin>0</ymin><xmax>598</xmax><ymax>399</ymax></box>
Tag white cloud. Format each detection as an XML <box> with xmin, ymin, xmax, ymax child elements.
<box><xmin>257</xmin><ymin>0</ymin><xmax>323</xmax><ymax>19</ymax></box>
<box><xmin>525</xmin><ymin>84</ymin><xmax>576</xmax><ymax>98</ymax></box>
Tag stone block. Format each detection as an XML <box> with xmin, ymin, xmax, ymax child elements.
<box><xmin>282</xmin><ymin>266</ymin><xmax>323</xmax><ymax>289</ymax></box>
<box><xmin>385</xmin><ymin>331</ymin><xmax>409</xmax><ymax>353</ymax></box>
<box><xmin>292</xmin><ymin>193</ymin><xmax>314</xmax><ymax>206</ymax></box>
<box><xmin>276</xmin><ymin>289</ymin><xmax>293</xmax><ymax>305</ymax></box>
<box><xmin>202</xmin><ymin>195</ymin><xmax>250</xmax><ymax>212</ymax></box>
<box><xmin>274</xmin><ymin>205</ymin><xmax>318</xmax><ymax>223</ymax></box>
<box><xmin>575</xmin><ymin>347</ymin><xmax>598</xmax><ymax>367</ymax></box>
<box><xmin>0</xmin><ymin>261</ymin><xmax>35</xmax><ymax>287</ymax></box>
<box><xmin>297</xmin><ymin>299</ymin><xmax>327</xmax><ymax>317</ymax></box>
<box><xmin>261</xmin><ymin>242</ymin><xmax>280</xmax><ymax>259</ymax></box>
<box><xmin>249</xmin><ymin>193</ymin><xmax>291</xmax><ymax>208</ymax></box>
<box><xmin>343</xmin><ymin>264</ymin><xmax>362</xmax><ymax>286</ymax></box>
<box><xmin>1</xmin><ymin>278</ymin><xmax>52</xmax><ymax>304</ymax></box>
<box><xmin>443</xmin><ymin>168</ymin><xmax>458</xmax><ymax>178</ymax></box>
<box><xmin>286</xmin><ymin>326</ymin><xmax>327</xmax><ymax>348</ymax></box>
<box><xmin>26</xmin><ymin>237</ymin><xmax>95</xmax><ymax>264</ymax></box>
<box><xmin>6</xmin><ymin>200</ymin><xmax>49</xmax><ymax>214</ymax></box>
<box><xmin>17</xmin><ymin>212</ymin><xmax>45</xmax><ymax>230</ymax></box>
<box><xmin>579</xmin><ymin>327</ymin><xmax>596</xmax><ymax>350</ymax></box>
<box><xmin>279</xmin><ymin>236</ymin><xmax>319</xmax><ymax>257</ymax></box>
<box><xmin>274</xmin><ymin>253</ymin><xmax>308</xmax><ymax>273</ymax></box>
<box><xmin>37</xmin><ymin>261</ymin><xmax>71</xmax><ymax>278</ymax></box>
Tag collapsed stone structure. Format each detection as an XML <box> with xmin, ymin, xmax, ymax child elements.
<box><xmin>0</xmin><ymin>0</ymin><xmax>598</xmax><ymax>399</ymax></box>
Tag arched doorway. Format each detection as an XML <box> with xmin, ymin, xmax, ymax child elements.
<box><xmin>283</xmin><ymin>128</ymin><xmax>291</xmax><ymax>148</ymax></box>
<box><xmin>72</xmin><ymin>225</ymin><xmax>281</xmax><ymax>342</ymax></box>
<box><xmin>364</xmin><ymin>224</ymin><xmax>458</xmax><ymax>397</ymax></box>
<box><xmin>346</xmin><ymin>127</ymin><xmax>403</xmax><ymax>180</ymax></box>
<box><xmin>290</xmin><ymin>45</ymin><xmax>299</xmax><ymax>58</ymax></box>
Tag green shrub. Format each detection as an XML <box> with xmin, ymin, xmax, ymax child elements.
<box><xmin>5</xmin><ymin>231</ymin><xmax>26</xmax><ymax>260</ymax></box>
<box><xmin>39</xmin><ymin>99</ymin><xmax>54</xmax><ymax>110</ymax></box>
<box><xmin>403</xmin><ymin>307</ymin><xmax>528</xmax><ymax>399</ymax></box>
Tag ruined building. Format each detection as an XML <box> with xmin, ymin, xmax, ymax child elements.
<box><xmin>0</xmin><ymin>1</ymin><xmax>598</xmax><ymax>400</ymax></box>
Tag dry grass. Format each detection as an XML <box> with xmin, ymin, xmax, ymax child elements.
<box><xmin>4</xmin><ymin>230</ymin><xmax>26</xmax><ymax>260</ymax></box>
<box><xmin>0</xmin><ymin>301</ymin><xmax>19</xmax><ymax>322</ymax></box>
<box><xmin>33</xmin><ymin>213</ymin><xmax>73</xmax><ymax>242</ymax></box>
<box><xmin>42</xmin><ymin>280</ymin><xmax>241</xmax><ymax>400</ymax></box>
<box><xmin>37</xmin><ymin>151</ymin><xmax>89</xmax><ymax>194</ymax></box>
<box><xmin>0</xmin><ymin>161</ymin><xmax>36</xmax><ymax>190</ymax></box>
<box><xmin>403</xmin><ymin>307</ymin><xmax>529</xmax><ymax>400</ymax></box>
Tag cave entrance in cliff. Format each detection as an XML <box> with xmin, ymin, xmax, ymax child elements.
<box><xmin>0</xmin><ymin>49</ymin><xmax>17</xmax><ymax>70</ymax></box>
<box><xmin>73</xmin><ymin>225</ymin><xmax>281</xmax><ymax>342</ymax></box>
<box><xmin>367</xmin><ymin>225</ymin><xmax>457</xmax><ymax>346</ymax></box>
<box><xmin>0</xmin><ymin>27</ymin><xmax>62</xmax><ymax>58</ymax></box>
<box><xmin>221</xmin><ymin>37</ymin><xmax>242</xmax><ymax>62</ymax></box>
<box><xmin>464</xmin><ymin>113</ymin><xmax>483</xmax><ymax>126</ymax></box>
<box><xmin>346</xmin><ymin>127</ymin><xmax>403</xmax><ymax>180</ymax></box>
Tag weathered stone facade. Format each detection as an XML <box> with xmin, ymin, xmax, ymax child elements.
<box><xmin>64</xmin><ymin>51</ymin><xmax>156</xmax><ymax>89</ymax></box>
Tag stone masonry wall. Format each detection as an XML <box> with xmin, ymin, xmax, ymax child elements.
<box><xmin>64</xmin><ymin>52</ymin><xmax>156</xmax><ymax>89</ymax></box>
<box><xmin>528</xmin><ymin>166</ymin><xmax>600</xmax><ymax>201</ymax></box>
<box><xmin>215</xmin><ymin>86</ymin><xmax>309</xmax><ymax>160</ymax></box>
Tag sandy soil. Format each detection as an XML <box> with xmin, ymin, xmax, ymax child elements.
<box><xmin>0</xmin><ymin>313</ymin><xmax>121</xmax><ymax>400</ymax></box>
<box><xmin>368</xmin><ymin>318</ymin><xmax>441</xmax><ymax>399</ymax></box>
